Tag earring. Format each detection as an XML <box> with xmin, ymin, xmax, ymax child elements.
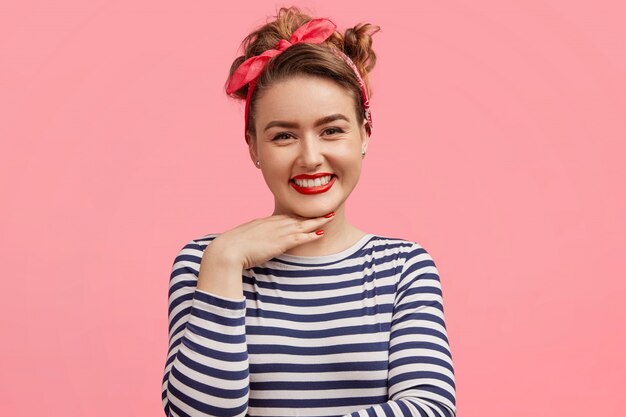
<box><xmin>361</xmin><ymin>150</ymin><xmax>366</xmax><ymax>158</ymax></box>
<box><xmin>255</xmin><ymin>160</ymin><xmax>260</xmax><ymax>167</ymax></box>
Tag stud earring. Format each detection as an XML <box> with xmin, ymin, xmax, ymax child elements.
<box><xmin>361</xmin><ymin>150</ymin><xmax>366</xmax><ymax>158</ymax></box>
<box><xmin>255</xmin><ymin>160</ymin><xmax>260</xmax><ymax>167</ymax></box>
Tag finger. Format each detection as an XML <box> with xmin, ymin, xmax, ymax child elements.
<box><xmin>288</xmin><ymin>229</ymin><xmax>326</xmax><ymax>247</ymax></box>
<box><xmin>286</xmin><ymin>215</ymin><xmax>335</xmax><ymax>235</ymax></box>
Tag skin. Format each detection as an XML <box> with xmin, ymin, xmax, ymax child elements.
<box><xmin>197</xmin><ymin>75</ymin><xmax>369</xmax><ymax>299</ymax></box>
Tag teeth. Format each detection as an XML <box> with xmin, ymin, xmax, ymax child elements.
<box><xmin>293</xmin><ymin>175</ymin><xmax>332</xmax><ymax>188</ymax></box>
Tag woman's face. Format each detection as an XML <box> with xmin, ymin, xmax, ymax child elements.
<box><xmin>248</xmin><ymin>75</ymin><xmax>369</xmax><ymax>218</ymax></box>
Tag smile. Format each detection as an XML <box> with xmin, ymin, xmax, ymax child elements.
<box><xmin>293</xmin><ymin>175</ymin><xmax>332</xmax><ymax>187</ymax></box>
<box><xmin>290</xmin><ymin>175</ymin><xmax>336</xmax><ymax>194</ymax></box>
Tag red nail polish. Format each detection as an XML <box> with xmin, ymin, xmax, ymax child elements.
<box><xmin>315</xmin><ymin>230</ymin><xmax>324</xmax><ymax>235</ymax></box>
<box><xmin>324</xmin><ymin>212</ymin><xmax>335</xmax><ymax>218</ymax></box>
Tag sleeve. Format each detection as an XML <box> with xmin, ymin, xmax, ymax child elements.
<box><xmin>343</xmin><ymin>243</ymin><xmax>457</xmax><ymax>417</ymax></box>
<box><xmin>161</xmin><ymin>239</ymin><xmax>250</xmax><ymax>417</ymax></box>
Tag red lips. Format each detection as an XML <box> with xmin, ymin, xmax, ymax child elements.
<box><xmin>290</xmin><ymin>172</ymin><xmax>334</xmax><ymax>180</ymax></box>
<box><xmin>289</xmin><ymin>173</ymin><xmax>336</xmax><ymax>195</ymax></box>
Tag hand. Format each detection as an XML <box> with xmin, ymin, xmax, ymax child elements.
<box><xmin>207</xmin><ymin>212</ymin><xmax>336</xmax><ymax>269</ymax></box>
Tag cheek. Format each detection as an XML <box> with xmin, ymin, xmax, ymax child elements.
<box><xmin>335</xmin><ymin>146</ymin><xmax>362</xmax><ymax>166</ymax></box>
<box><xmin>327</xmin><ymin>140</ymin><xmax>357</xmax><ymax>156</ymax></box>
<box><xmin>260</xmin><ymin>159</ymin><xmax>290</xmax><ymax>185</ymax></box>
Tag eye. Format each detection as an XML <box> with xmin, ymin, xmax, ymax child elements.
<box><xmin>272</xmin><ymin>132</ymin><xmax>294</xmax><ymax>141</ymax></box>
<box><xmin>323</xmin><ymin>127</ymin><xmax>344</xmax><ymax>135</ymax></box>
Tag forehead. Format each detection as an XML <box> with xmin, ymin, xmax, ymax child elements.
<box><xmin>255</xmin><ymin>76</ymin><xmax>356</xmax><ymax>121</ymax></box>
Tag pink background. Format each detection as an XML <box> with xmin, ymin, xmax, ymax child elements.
<box><xmin>1</xmin><ymin>1</ymin><xmax>625</xmax><ymax>416</ymax></box>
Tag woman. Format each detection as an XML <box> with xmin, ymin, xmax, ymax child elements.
<box><xmin>162</xmin><ymin>6</ymin><xmax>456</xmax><ymax>417</ymax></box>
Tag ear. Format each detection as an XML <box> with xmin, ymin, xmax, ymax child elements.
<box><xmin>360</xmin><ymin>119</ymin><xmax>369</xmax><ymax>153</ymax></box>
<box><xmin>247</xmin><ymin>133</ymin><xmax>259</xmax><ymax>166</ymax></box>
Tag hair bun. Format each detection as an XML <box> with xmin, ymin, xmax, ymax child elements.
<box><xmin>343</xmin><ymin>23</ymin><xmax>381</xmax><ymax>76</ymax></box>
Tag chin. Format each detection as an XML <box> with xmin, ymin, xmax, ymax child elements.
<box><xmin>273</xmin><ymin>187</ymin><xmax>346</xmax><ymax>218</ymax></box>
<box><xmin>281</xmin><ymin>201</ymin><xmax>336</xmax><ymax>218</ymax></box>
<box><xmin>292</xmin><ymin>207</ymin><xmax>330</xmax><ymax>218</ymax></box>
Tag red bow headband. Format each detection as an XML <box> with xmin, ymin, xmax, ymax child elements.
<box><xmin>225</xmin><ymin>17</ymin><xmax>373</xmax><ymax>142</ymax></box>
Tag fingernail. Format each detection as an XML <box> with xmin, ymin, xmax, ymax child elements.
<box><xmin>315</xmin><ymin>230</ymin><xmax>324</xmax><ymax>235</ymax></box>
<box><xmin>324</xmin><ymin>212</ymin><xmax>335</xmax><ymax>218</ymax></box>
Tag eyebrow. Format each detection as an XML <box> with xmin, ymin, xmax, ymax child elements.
<box><xmin>263</xmin><ymin>113</ymin><xmax>350</xmax><ymax>132</ymax></box>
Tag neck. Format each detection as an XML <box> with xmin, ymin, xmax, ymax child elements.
<box><xmin>274</xmin><ymin>204</ymin><xmax>366</xmax><ymax>257</ymax></box>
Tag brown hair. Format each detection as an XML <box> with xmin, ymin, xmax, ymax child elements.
<box><xmin>225</xmin><ymin>6</ymin><xmax>380</xmax><ymax>139</ymax></box>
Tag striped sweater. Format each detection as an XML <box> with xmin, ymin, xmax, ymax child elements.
<box><xmin>162</xmin><ymin>233</ymin><xmax>456</xmax><ymax>417</ymax></box>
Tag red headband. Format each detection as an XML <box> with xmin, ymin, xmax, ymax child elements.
<box><xmin>225</xmin><ymin>17</ymin><xmax>373</xmax><ymax>142</ymax></box>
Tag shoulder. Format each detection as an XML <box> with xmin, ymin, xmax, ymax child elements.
<box><xmin>367</xmin><ymin>234</ymin><xmax>435</xmax><ymax>264</ymax></box>
<box><xmin>188</xmin><ymin>232</ymin><xmax>221</xmax><ymax>249</ymax></box>
<box><xmin>168</xmin><ymin>233</ymin><xmax>222</xmax><ymax>281</ymax></box>
<box><xmin>171</xmin><ymin>233</ymin><xmax>221</xmax><ymax>266</ymax></box>
<box><xmin>362</xmin><ymin>235</ymin><xmax>438</xmax><ymax>282</ymax></box>
<box><xmin>176</xmin><ymin>232</ymin><xmax>221</xmax><ymax>252</ymax></box>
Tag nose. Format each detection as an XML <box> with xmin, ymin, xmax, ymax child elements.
<box><xmin>296</xmin><ymin>136</ymin><xmax>324</xmax><ymax>168</ymax></box>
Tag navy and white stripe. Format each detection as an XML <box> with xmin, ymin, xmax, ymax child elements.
<box><xmin>162</xmin><ymin>233</ymin><xmax>456</xmax><ymax>417</ymax></box>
